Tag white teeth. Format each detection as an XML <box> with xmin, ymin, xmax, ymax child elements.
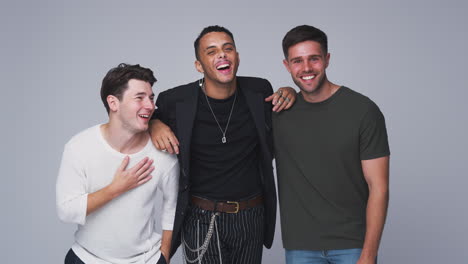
<box><xmin>139</xmin><ymin>115</ymin><xmax>149</xmax><ymax>118</ymax></box>
<box><xmin>217</xmin><ymin>64</ymin><xmax>229</xmax><ymax>70</ymax></box>
<box><xmin>302</xmin><ymin>75</ymin><xmax>315</xmax><ymax>80</ymax></box>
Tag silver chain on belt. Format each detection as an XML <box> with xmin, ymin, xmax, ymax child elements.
<box><xmin>181</xmin><ymin>212</ymin><xmax>222</xmax><ymax>264</ymax></box>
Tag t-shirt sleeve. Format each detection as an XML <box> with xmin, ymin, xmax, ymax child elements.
<box><xmin>159</xmin><ymin>159</ymin><xmax>179</xmax><ymax>230</ymax></box>
<box><xmin>359</xmin><ymin>102</ymin><xmax>390</xmax><ymax>160</ymax></box>
<box><xmin>56</xmin><ymin>143</ymin><xmax>88</xmax><ymax>225</ymax></box>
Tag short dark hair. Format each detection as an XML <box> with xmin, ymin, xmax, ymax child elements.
<box><xmin>194</xmin><ymin>25</ymin><xmax>235</xmax><ymax>60</ymax></box>
<box><xmin>282</xmin><ymin>25</ymin><xmax>328</xmax><ymax>59</ymax></box>
<box><xmin>100</xmin><ymin>63</ymin><xmax>157</xmax><ymax>114</ymax></box>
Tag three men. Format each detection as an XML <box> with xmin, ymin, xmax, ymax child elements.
<box><xmin>274</xmin><ymin>25</ymin><xmax>390</xmax><ymax>264</ymax></box>
<box><xmin>56</xmin><ymin>25</ymin><xmax>390</xmax><ymax>264</ymax></box>
<box><xmin>150</xmin><ymin>26</ymin><xmax>295</xmax><ymax>263</ymax></box>
<box><xmin>56</xmin><ymin>64</ymin><xmax>178</xmax><ymax>264</ymax></box>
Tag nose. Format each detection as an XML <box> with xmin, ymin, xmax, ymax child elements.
<box><xmin>218</xmin><ymin>50</ymin><xmax>226</xmax><ymax>58</ymax></box>
<box><xmin>144</xmin><ymin>98</ymin><xmax>155</xmax><ymax>110</ymax></box>
<box><xmin>303</xmin><ymin>61</ymin><xmax>312</xmax><ymax>72</ymax></box>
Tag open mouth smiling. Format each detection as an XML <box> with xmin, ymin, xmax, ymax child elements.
<box><xmin>301</xmin><ymin>75</ymin><xmax>315</xmax><ymax>80</ymax></box>
<box><xmin>215</xmin><ymin>61</ymin><xmax>232</xmax><ymax>73</ymax></box>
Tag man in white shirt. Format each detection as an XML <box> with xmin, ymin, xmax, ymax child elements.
<box><xmin>56</xmin><ymin>63</ymin><xmax>179</xmax><ymax>264</ymax></box>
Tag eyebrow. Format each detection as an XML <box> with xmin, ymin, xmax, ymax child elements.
<box><xmin>205</xmin><ymin>42</ymin><xmax>235</xmax><ymax>51</ymax></box>
<box><xmin>289</xmin><ymin>54</ymin><xmax>321</xmax><ymax>61</ymax></box>
<box><xmin>135</xmin><ymin>92</ymin><xmax>155</xmax><ymax>97</ymax></box>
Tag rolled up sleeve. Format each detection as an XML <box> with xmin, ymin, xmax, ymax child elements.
<box><xmin>56</xmin><ymin>144</ymin><xmax>88</xmax><ymax>225</ymax></box>
<box><xmin>159</xmin><ymin>161</ymin><xmax>179</xmax><ymax>230</ymax></box>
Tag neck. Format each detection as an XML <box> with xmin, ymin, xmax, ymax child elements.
<box><xmin>203</xmin><ymin>77</ymin><xmax>237</xmax><ymax>99</ymax></box>
<box><xmin>301</xmin><ymin>79</ymin><xmax>340</xmax><ymax>103</ymax></box>
<box><xmin>100</xmin><ymin>122</ymin><xmax>148</xmax><ymax>154</ymax></box>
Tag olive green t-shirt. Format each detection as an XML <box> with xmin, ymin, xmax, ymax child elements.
<box><xmin>273</xmin><ymin>86</ymin><xmax>390</xmax><ymax>250</ymax></box>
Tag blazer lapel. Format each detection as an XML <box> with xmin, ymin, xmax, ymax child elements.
<box><xmin>176</xmin><ymin>84</ymin><xmax>199</xmax><ymax>178</ymax></box>
<box><xmin>241</xmin><ymin>82</ymin><xmax>266</xmax><ymax>145</ymax></box>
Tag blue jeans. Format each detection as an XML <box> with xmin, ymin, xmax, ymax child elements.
<box><xmin>286</xmin><ymin>248</ymin><xmax>372</xmax><ymax>264</ymax></box>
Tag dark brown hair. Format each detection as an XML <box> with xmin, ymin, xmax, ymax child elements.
<box><xmin>282</xmin><ymin>25</ymin><xmax>328</xmax><ymax>59</ymax></box>
<box><xmin>194</xmin><ymin>25</ymin><xmax>235</xmax><ymax>60</ymax></box>
<box><xmin>100</xmin><ymin>63</ymin><xmax>156</xmax><ymax>113</ymax></box>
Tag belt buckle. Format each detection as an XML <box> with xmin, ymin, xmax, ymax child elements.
<box><xmin>226</xmin><ymin>201</ymin><xmax>239</xmax><ymax>213</ymax></box>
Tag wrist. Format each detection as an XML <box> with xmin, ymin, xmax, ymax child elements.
<box><xmin>105</xmin><ymin>183</ymin><xmax>121</xmax><ymax>200</ymax></box>
<box><xmin>359</xmin><ymin>250</ymin><xmax>377</xmax><ymax>260</ymax></box>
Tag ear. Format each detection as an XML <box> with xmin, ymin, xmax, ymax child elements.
<box><xmin>325</xmin><ymin>53</ymin><xmax>330</xmax><ymax>69</ymax></box>
<box><xmin>283</xmin><ymin>59</ymin><xmax>291</xmax><ymax>73</ymax></box>
<box><xmin>107</xmin><ymin>95</ymin><xmax>119</xmax><ymax>112</ymax></box>
<box><xmin>195</xmin><ymin>60</ymin><xmax>204</xmax><ymax>73</ymax></box>
<box><xmin>236</xmin><ymin>51</ymin><xmax>240</xmax><ymax>65</ymax></box>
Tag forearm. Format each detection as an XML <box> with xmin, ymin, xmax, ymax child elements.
<box><xmin>86</xmin><ymin>184</ymin><xmax>120</xmax><ymax>216</ymax></box>
<box><xmin>361</xmin><ymin>185</ymin><xmax>389</xmax><ymax>259</ymax></box>
<box><xmin>160</xmin><ymin>230</ymin><xmax>173</xmax><ymax>261</ymax></box>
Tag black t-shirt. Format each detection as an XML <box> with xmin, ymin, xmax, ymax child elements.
<box><xmin>190</xmin><ymin>87</ymin><xmax>262</xmax><ymax>200</ymax></box>
<box><xmin>273</xmin><ymin>86</ymin><xmax>390</xmax><ymax>250</ymax></box>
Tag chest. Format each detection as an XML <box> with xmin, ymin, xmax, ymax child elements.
<box><xmin>83</xmin><ymin>155</ymin><xmax>159</xmax><ymax>197</ymax></box>
<box><xmin>276</xmin><ymin>107</ymin><xmax>362</xmax><ymax>155</ymax></box>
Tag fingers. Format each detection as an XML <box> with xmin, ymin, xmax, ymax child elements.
<box><xmin>274</xmin><ymin>99</ymin><xmax>283</xmax><ymax>112</ymax></box>
<box><xmin>168</xmin><ymin>132</ymin><xmax>180</xmax><ymax>146</ymax></box>
<box><xmin>118</xmin><ymin>156</ymin><xmax>130</xmax><ymax>172</ymax></box>
<box><xmin>129</xmin><ymin>157</ymin><xmax>149</xmax><ymax>174</ymax></box>
<box><xmin>149</xmin><ymin>120</ymin><xmax>179</xmax><ymax>154</ymax></box>
<box><xmin>162</xmin><ymin>132</ymin><xmax>179</xmax><ymax>154</ymax></box>
<box><xmin>273</xmin><ymin>87</ymin><xmax>296</xmax><ymax>112</ymax></box>
<box><xmin>156</xmin><ymin>137</ymin><xmax>176</xmax><ymax>154</ymax></box>
<box><xmin>156</xmin><ymin>137</ymin><xmax>168</xmax><ymax>152</ymax></box>
<box><xmin>154</xmin><ymin>133</ymin><xmax>179</xmax><ymax>155</ymax></box>
<box><xmin>274</xmin><ymin>95</ymin><xmax>293</xmax><ymax>112</ymax></box>
<box><xmin>154</xmin><ymin>136</ymin><xmax>166</xmax><ymax>151</ymax></box>
<box><xmin>166</xmin><ymin>131</ymin><xmax>180</xmax><ymax>154</ymax></box>
<box><xmin>137</xmin><ymin>174</ymin><xmax>153</xmax><ymax>186</ymax></box>
<box><xmin>264</xmin><ymin>94</ymin><xmax>275</xmax><ymax>102</ymax></box>
<box><xmin>267</xmin><ymin>90</ymin><xmax>283</xmax><ymax>111</ymax></box>
<box><xmin>137</xmin><ymin>165</ymin><xmax>155</xmax><ymax>181</ymax></box>
<box><xmin>153</xmin><ymin>140</ymin><xmax>162</xmax><ymax>150</ymax></box>
<box><xmin>165</xmin><ymin>137</ymin><xmax>176</xmax><ymax>154</ymax></box>
<box><xmin>283</xmin><ymin>95</ymin><xmax>295</xmax><ymax>110</ymax></box>
<box><xmin>135</xmin><ymin>158</ymin><xmax>153</xmax><ymax>176</ymax></box>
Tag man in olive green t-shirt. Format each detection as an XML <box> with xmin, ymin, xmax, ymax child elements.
<box><xmin>273</xmin><ymin>25</ymin><xmax>390</xmax><ymax>264</ymax></box>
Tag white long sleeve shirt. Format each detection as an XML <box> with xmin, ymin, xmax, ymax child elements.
<box><xmin>56</xmin><ymin>125</ymin><xmax>179</xmax><ymax>264</ymax></box>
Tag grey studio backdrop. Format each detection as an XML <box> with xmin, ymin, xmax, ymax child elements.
<box><xmin>1</xmin><ymin>0</ymin><xmax>467</xmax><ymax>263</ymax></box>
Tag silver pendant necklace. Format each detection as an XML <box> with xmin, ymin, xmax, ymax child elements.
<box><xmin>201</xmin><ymin>80</ymin><xmax>237</xmax><ymax>144</ymax></box>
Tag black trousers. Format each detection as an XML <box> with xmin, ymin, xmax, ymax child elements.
<box><xmin>64</xmin><ymin>249</ymin><xmax>167</xmax><ymax>264</ymax></box>
<box><xmin>182</xmin><ymin>205</ymin><xmax>265</xmax><ymax>264</ymax></box>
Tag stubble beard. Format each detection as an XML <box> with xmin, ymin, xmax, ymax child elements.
<box><xmin>294</xmin><ymin>73</ymin><xmax>327</xmax><ymax>97</ymax></box>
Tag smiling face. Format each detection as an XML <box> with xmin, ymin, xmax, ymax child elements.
<box><xmin>195</xmin><ymin>31</ymin><xmax>239</xmax><ymax>86</ymax></box>
<box><xmin>108</xmin><ymin>79</ymin><xmax>155</xmax><ymax>133</ymax></box>
<box><xmin>283</xmin><ymin>40</ymin><xmax>330</xmax><ymax>95</ymax></box>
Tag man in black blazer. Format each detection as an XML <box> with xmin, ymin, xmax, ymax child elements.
<box><xmin>150</xmin><ymin>25</ymin><xmax>295</xmax><ymax>264</ymax></box>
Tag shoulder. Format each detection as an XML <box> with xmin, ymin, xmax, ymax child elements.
<box><xmin>237</xmin><ymin>76</ymin><xmax>272</xmax><ymax>93</ymax></box>
<box><xmin>147</xmin><ymin>145</ymin><xmax>179</xmax><ymax>171</ymax></box>
<box><xmin>62</xmin><ymin>125</ymin><xmax>102</xmax><ymax>164</ymax></box>
<box><xmin>340</xmin><ymin>87</ymin><xmax>385</xmax><ymax>125</ymax></box>
<box><xmin>157</xmin><ymin>80</ymin><xmax>199</xmax><ymax>100</ymax></box>
<box><xmin>341</xmin><ymin>87</ymin><xmax>382</xmax><ymax>114</ymax></box>
<box><xmin>65</xmin><ymin>125</ymin><xmax>101</xmax><ymax>151</ymax></box>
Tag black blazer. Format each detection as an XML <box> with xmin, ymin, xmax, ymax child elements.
<box><xmin>153</xmin><ymin>76</ymin><xmax>277</xmax><ymax>255</ymax></box>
